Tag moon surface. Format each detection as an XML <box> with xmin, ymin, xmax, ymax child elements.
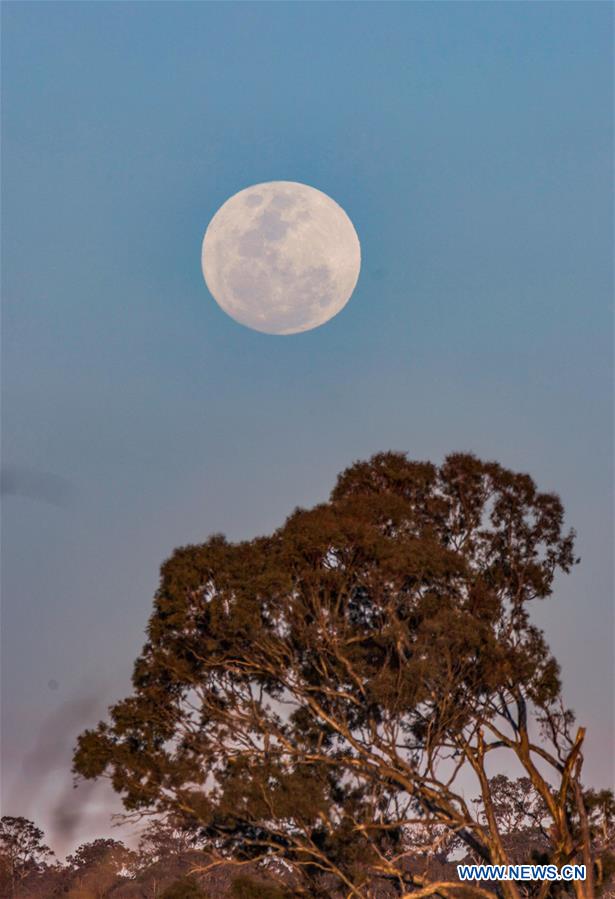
<box><xmin>201</xmin><ymin>181</ymin><xmax>361</xmax><ymax>334</ymax></box>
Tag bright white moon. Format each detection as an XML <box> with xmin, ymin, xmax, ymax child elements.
<box><xmin>201</xmin><ymin>181</ymin><xmax>361</xmax><ymax>334</ymax></box>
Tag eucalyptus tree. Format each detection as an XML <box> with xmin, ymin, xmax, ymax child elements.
<box><xmin>75</xmin><ymin>452</ymin><xmax>600</xmax><ymax>899</ymax></box>
<box><xmin>0</xmin><ymin>816</ymin><xmax>54</xmax><ymax>894</ymax></box>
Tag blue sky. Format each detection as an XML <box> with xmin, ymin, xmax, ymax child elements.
<box><xmin>2</xmin><ymin>2</ymin><xmax>612</xmax><ymax>849</ymax></box>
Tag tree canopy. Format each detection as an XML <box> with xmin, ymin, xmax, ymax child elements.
<box><xmin>0</xmin><ymin>816</ymin><xmax>54</xmax><ymax>894</ymax></box>
<box><xmin>73</xmin><ymin>452</ymin><xmax>608</xmax><ymax>898</ymax></box>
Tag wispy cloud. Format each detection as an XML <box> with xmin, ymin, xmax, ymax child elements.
<box><xmin>1</xmin><ymin>466</ymin><xmax>76</xmax><ymax>506</ymax></box>
<box><xmin>7</xmin><ymin>692</ymin><xmax>129</xmax><ymax>856</ymax></box>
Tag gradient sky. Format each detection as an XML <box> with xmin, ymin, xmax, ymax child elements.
<box><xmin>2</xmin><ymin>2</ymin><xmax>613</xmax><ymax>853</ymax></box>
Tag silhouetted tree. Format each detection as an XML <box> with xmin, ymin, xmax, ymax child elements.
<box><xmin>230</xmin><ymin>873</ymin><xmax>293</xmax><ymax>898</ymax></box>
<box><xmin>74</xmin><ymin>452</ymin><xmax>601</xmax><ymax>898</ymax></box>
<box><xmin>67</xmin><ymin>838</ymin><xmax>133</xmax><ymax>872</ymax></box>
<box><xmin>137</xmin><ymin>818</ymin><xmax>200</xmax><ymax>864</ymax></box>
<box><xmin>0</xmin><ymin>816</ymin><xmax>54</xmax><ymax>893</ymax></box>
<box><xmin>66</xmin><ymin>838</ymin><xmax>136</xmax><ymax>897</ymax></box>
<box><xmin>471</xmin><ymin>776</ymin><xmax>550</xmax><ymax>863</ymax></box>
<box><xmin>583</xmin><ymin>790</ymin><xmax>615</xmax><ymax>894</ymax></box>
<box><xmin>161</xmin><ymin>875</ymin><xmax>208</xmax><ymax>898</ymax></box>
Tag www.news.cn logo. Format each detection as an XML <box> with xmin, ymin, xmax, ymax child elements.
<box><xmin>457</xmin><ymin>864</ymin><xmax>586</xmax><ymax>882</ymax></box>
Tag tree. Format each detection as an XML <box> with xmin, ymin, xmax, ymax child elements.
<box><xmin>471</xmin><ymin>776</ymin><xmax>550</xmax><ymax>864</ymax></box>
<box><xmin>230</xmin><ymin>873</ymin><xmax>292</xmax><ymax>898</ymax></box>
<box><xmin>65</xmin><ymin>838</ymin><xmax>136</xmax><ymax>897</ymax></box>
<box><xmin>161</xmin><ymin>875</ymin><xmax>208</xmax><ymax>898</ymax></box>
<box><xmin>67</xmin><ymin>838</ymin><xmax>133</xmax><ymax>872</ymax></box>
<box><xmin>137</xmin><ymin>817</ymin><xmax>201</xmax><ymax>864</ymax></box>
<box><xmin>74</xmin><ymin>452</ymin><xmax>600</xmax><ymax>898</ymax></box>
<box><xmin>0</xmin><ymin>816</ymin><xmax>54</xmax><ymax>893</ymax></box>
<box><xmin>583</xmin><ymin>791</ymin><xmax>615</xmax><ymax>894</ymax></box>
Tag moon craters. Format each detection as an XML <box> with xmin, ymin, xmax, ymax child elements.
<box><xmin>202</xmin><ymin>181</ymin><xmax>360</xmax><ymax>335</ymax></box>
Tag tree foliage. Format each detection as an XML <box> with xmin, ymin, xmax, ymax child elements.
<box><xmin>137</xmin><ymin>817</ymin><xmax>201</xmax><ymax>864</ymax></box>
<box><xmin>161</xmin><ymin>875</ymin><xmax>209</xmax><ymax>899</ymax></box>
<box><xmin>230</xmin><ymin>873</ymin><xmax>293</xmax><ymax>898</ymax></box>
<box><xmin>73</xmin><ymin>452</ymin><xmax>606</xmax><ymax>898</ymax></box>
<box><xmin>0</xmin><ymin>816</ymin><xmax>54</xmax><ymax>893</ymax></box>
<box><xmin>2</xmin><ymin>777</ymin><xmax>614</xmax><ymax>896</ymax></box>
<box><xmin>66</xmin><ymin>837</ymin><xmax>134</xmax><ymax>873</ymax></box>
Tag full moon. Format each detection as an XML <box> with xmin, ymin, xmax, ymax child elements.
<box><xmin>201</xmin><ymin>181</ymin><xmax>361</xmax><ymax>334</ymax></box>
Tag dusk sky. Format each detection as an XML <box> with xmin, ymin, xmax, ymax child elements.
<box><xmin>2</xmin><ymin>2</ymin><xmax>613</xmax><ymax>853</ymax></box>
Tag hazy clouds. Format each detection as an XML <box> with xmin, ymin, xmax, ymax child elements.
<box><xmin>1</xmin><ymin>467</ymin><xmax>75</xmax><ymax>507</ymax></box>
